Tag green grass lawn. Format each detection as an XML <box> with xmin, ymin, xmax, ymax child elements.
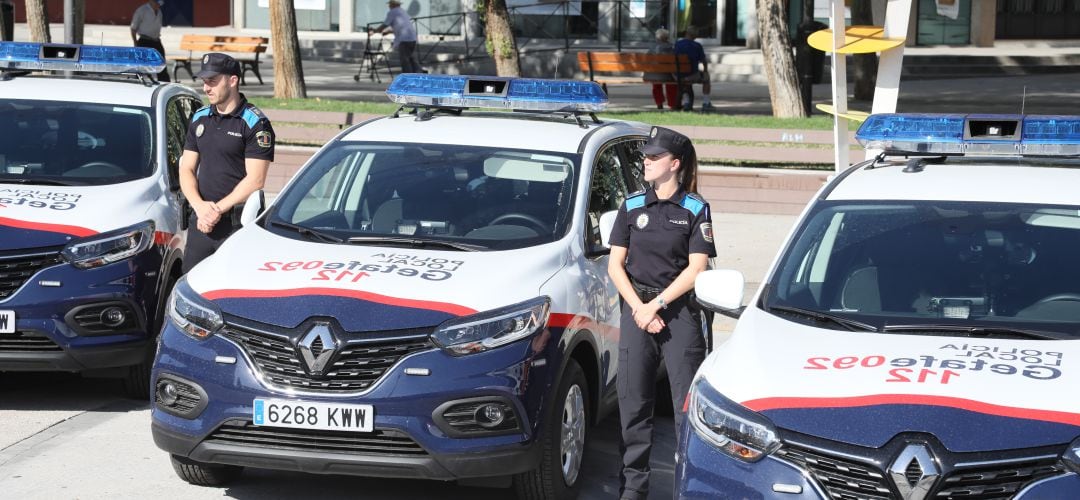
<box><xmin>246</xmin><ymin>97</ymin><xmax>860</xmax><ymax>130</ymax></box>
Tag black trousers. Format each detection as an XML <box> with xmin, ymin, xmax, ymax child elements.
<box><xmin>617</xmin><ymin>296</ymin><xmax>707</xmax><ymax>498</ymax></box>
<box><xmin>396</xmin><ymin>41</ymin><xmax>422</xmax><ymax>73</ymax></box>
<box><xmin>136</xmin><ymin>35</ymin><xmax>171</xmax><ymax>82</ymax></box>
<box><xmin>182</xmin><ymin>212</ymin><xmax>238</xmax><ymax>273</ymax></box>
<box><xmin>1</xmin><ymin>3</ymin><xmax>13</xmax><ymax>42</ymax></box>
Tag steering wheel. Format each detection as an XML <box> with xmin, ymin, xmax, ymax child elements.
<box><xmin>488</xmin><ymin>213</ymin><xmax>551</xmax><ymax>234</ymax></box>
<box><xmin>1034</xmin><ymin>293</ymin><xmax>1080</xmax><ymax>305</ymax></box>
<box><xmin>65</xmin><ymin>161</ymin><xmax>126</xmax><ymax>178</ymax></box>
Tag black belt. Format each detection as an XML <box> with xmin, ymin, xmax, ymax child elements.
<box><xmin>630</xmin><ymin>277</ymin><xmax>663</xmax><ymax>303</ymax></box>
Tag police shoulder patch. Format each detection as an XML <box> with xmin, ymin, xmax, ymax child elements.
<box><xmin>680</xmin><ymin>193</ymin><xmax>705</xmax><ymax>216</ymax></box>
<box><xmin>625</xmin><ymin>190</ymin><xmax>647</xmax><ymax>211</ymax></box>
<box><xmin>256</xmin><ymin>130</ymin><xmax>273</xmax><ymax>148</ymax></box>
<box><xmin>700</xmin><ymin>222</ymin><xmax>714</xmax><ymax>243</ymax></box>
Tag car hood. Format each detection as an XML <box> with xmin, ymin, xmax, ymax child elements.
<box><xmin>185</xmin><ymin>224</ymin><xmax>567</xmax><ymax>332</ymax></box>
<box><xmin>702</xmin><ymin>308</ymin><xmax>1080</xmax><ymax>452</ymax></box>
<box><xmin>0</xmin><ymin>181</ymin><xmax>158</xmax><ymax>250</ymax></box>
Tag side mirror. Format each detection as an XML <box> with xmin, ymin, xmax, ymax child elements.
<box><xmin>239</xmin><ymin>190</ymin><xmax>264</xmax><ymax>226</ymax></box>
<box><xmin>598</xmin><ymin>210</ymin><xmax>618</xmax><ymax>248</ymax></box>
<box><xmin>695</xmin><ymin>269</ymin><xmax>746</xmax><ymax>319</ymax></box>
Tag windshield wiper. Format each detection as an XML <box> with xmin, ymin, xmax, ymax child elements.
<box><xmin>0</xmin><ymin>177</ymin><xmax>77</xmax><ymax>186</ymax></box>
<box><xmin>269</xmin><ymin>220</ymin><xmax>343</xmax><ymax>243</ymax></box>
<box><xmin>767</xmin><ymin>304</ymin><xmax>879</xmax><ymax>332</ymax></box>
<box><xmin>347</xmin><ymin>235</ymin><xmax>483</xmax><ymax>252</ymax></box>
<box><xmin>882</xmin><ymin>324</ymin><xmax>1064</xmax><ymax>340</ymax></box>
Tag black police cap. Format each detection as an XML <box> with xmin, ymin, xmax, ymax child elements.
<box><xmin>195</xmin><ymin>52</ymin><xmax>241</xmax><ymax>79</ymax></box>
<box><xmin>642</xmin><ymin>126</ymin><xmax>690</xmax><ymax>158</ymax></box>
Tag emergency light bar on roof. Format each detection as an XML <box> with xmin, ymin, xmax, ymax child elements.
<box><xmin>385</xmin><ymin>73</ymin><xmax>608</xmax><ymax>113</ymax></box>
<box><xmin>856</xmin><ymin>113</ymin><xmax>1080</xmax><ymax>156</ymax></box>
<box><xmin>0</xmin><ymin>42</ymin><xmax>165</xmax><ymax>75</ymax></box>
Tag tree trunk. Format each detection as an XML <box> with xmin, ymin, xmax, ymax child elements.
<box><xmin>484</xmin><ymin>0</ymin><xmax>520</xmax><ymax>77</ymax></box>
<box><xmin>25</xmin><ymin>0</ymin><xmax>50</xmax><ymax>43</ymax></box>
<box><xmin>71</xmin><ymin>0</ymin><xmax>84</xmax><ymax>44</ymax></box>
<box><xmin>758</xmin><ymin>0</ymin><xmax>805</xmax><ymax>117</ymax></box>
<box><xmin>270</xmin><ymin>0</ymin><xmax>306</xmax><ymax>98</ymax></box>
<box><xmin>851</xmin><ymin>0</ymin><xmax>878</xmax><ymax>101</ymax></box>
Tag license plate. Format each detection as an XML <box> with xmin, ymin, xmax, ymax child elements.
<box><xmin>0</xmin><ymin>310</ymin><xmax>13</xmax><ymax>334</ymax></box>
<box><xmin>253</xmin><ymin>399</ymin><xmax>374</xmax><ymax>432</ymax></box>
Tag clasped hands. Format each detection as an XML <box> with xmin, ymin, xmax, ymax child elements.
<box><xmin>196</xmin><ymin>200</ymin><xmax>223</xmax><ymax>234</ymax></box>
<box><xmin>632</xmin><ymin>300</ymin><xmax>666</xmax><ymax>335</ymax></box>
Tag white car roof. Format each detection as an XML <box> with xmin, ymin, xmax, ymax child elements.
<box><xmin>827</xmin><ymin>161</ymin><xmax>1080</xmax><ymax>206</ymax></box>
<box><xmin>340</xmin><ymin>113</ymin><xmax>628</xmax><ymax>154</ymax></box>
<box><xmin>0</xmin><ymin>75</ymin><xmax>165</xmax><ymax>107</ymax></box>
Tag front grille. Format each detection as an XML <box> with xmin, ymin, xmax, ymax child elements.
<box><xmin>933</xmin><ymin>457</ymin><xmax>1064</xmax><ymax>499</ymax></box>
<box><xmin>777</xmin><ymin>445</ymin><xmax>892</xmax><ymax>500</ymax></box>
<box><xmin>779</xmin><ymin>443</ymin><xmax>1067</xmax><ymax>500</ymax></box>
<box><xmin>220</xmin><ymin>322</ymin><xmax>434</xmax><ymax>393</ymax></box>
<box><xmin>205</xmin><ymin>419</ymin><xmax>427</xmax><ymax>456</ymax></box>
<box><xmin>0</xmin><ymin>330</ymin><xmax>62</xmax><ymax>352</ymax></box>
<box><xmin>0</xmin><ymin>251</ymin><xmax>63</xmax><ymax>299</ymax></box>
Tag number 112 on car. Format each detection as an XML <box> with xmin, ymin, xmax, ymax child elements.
<box><xmin>253</xmin><ymin>399</ymin><xmax>375</xmax><ymax>432</ymax></box>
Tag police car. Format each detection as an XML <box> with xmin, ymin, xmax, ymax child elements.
<box><xmin>680</xmin><ymin>114</ymin><xmax>1080</xmax><ymax>498</ymax></box>
<box><xmin>0</xmin><ymin>42</ymin><xmax>199</xmax><ymax>397</ymax></box>
<box><xmin>151</xmin><ymin>74</ymin><xmax>650</xmax><ymax>498</ymax></box>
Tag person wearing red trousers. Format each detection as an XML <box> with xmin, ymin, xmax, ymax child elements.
<box><xmin>644</xmin><ymin>29</ymin><xmax>680</xmax><ymax>110</ymax></box>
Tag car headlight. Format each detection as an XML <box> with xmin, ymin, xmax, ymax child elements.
<box><xmin>167</xmin><ymin>277</ymin><xmax>223</xmax><ymax>340</ymax></box>
<box><xmin>1063</xmin><ymin>436</ymin><xmax>1080</xmax><ymax>474</ymax></box>
<box><xmin>688</xmin><ymin>378</ymin><xmax>780</xmax><ymax>462</ymax></box>
<box><xmin>431</xmin><ymin>296</ymin><xmax>550</xmax><ymax>356</ymax></box>
<box><xmin>61</xmin><ymin>220</ymin><xmax>154</xmax><ymax>269</ymax></box>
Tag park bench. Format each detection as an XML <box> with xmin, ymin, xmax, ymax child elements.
<box><xmin>576</xmin><ymin>51</ymin><xmax>693</xmax><ymax>94</ymax></box>
<box><xmin>169</xmin><ymin>34</ymin><xmax>268</xmax><ymax>85</ymax></box>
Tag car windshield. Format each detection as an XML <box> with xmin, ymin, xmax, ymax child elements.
<box><xmin>765</xmin><ymin>200</ymin><xmax>1080</xmax><ymax>337</ymax></box>
<box><xmin>268</xmin><ymin>142</ymin><xmax>579</xmax><ymax>251</ymax></box>
<box><xmin>0</xmin><ymin>99</ymin><xmax>154</xmax><ymax>186</ymax></box>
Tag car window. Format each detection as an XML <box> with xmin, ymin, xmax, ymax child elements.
<box><xmin>0</xmin><ymin>99</ymin><xmax>154</xmax><ymax>186</ymax></box>
<box><xmin>768</xmin><ymin>200</ymin><xmax>1080</xmax><ymax>336</ymax></box>
<box><xmin>620</xmin><ymin>138</ymin><xmax>647</xmax><ymax>192</ymax></box>
<box><xmin>269</xmin><ymin>142</ymin><xmax>580</xmax><ymax>251</ymax></box>
<box><xmin>165</xmin><ymin>96</ymin><xmax>193</xmax><ymax>188</ymax></box>
<box><xmin>585</xmin><ymin>142</ymin><xmax>632</xmax><ymax>249</ymax></box>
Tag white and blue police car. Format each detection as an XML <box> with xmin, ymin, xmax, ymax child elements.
<box><xmin>0</xmin><ymin>42</ymin><xmax>200</xmax><ymax>397</ymax></box>
<box><xmin>151</xmin><ymin>74</ymin><xmax>650</xmax><ymax>498</ymax></box>
<box><xmin>681</xmin><ymin>114</ymin><xmax>1080</xmax><ymax>499</ymax></box>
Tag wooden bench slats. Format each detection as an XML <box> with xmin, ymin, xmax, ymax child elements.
<box><xmin>171</xmin><ymin>34</ymin><xmax>269</xmax><ymax>85</ymax></box>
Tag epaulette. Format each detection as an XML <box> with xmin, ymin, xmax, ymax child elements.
<box><xmin>625</xmin><ymin>190</ymin><xmax>647</xmax><ymax>211</ymax></box>
<box><xmin>680</xmin><ymin>192</ymin><xmax>706</xmax><ymax>216</ymax></box>
<box><xmin>191</xmin><ymin>105</ymin><xmax>211</xmax><ymax>122</ymax></box>
<box><xmin>240</xmin><ymin>104</ymin><xmax>265</xmax><ymax>129</ymax></box>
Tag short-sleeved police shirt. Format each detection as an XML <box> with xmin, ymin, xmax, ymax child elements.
<box><xmin>184</xmin><ymin>95</ymin><xmax>275</xmax><ymax>202</ymax></box>
<box><xmin>610</xmin><ymin>188</ymin><xmax>716</xmax><ymax>289</ymax></box>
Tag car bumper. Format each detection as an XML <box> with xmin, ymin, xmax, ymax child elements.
<box><xmin>151</xmin><ymin>321</ymin><xmax>558</xmax><ymax>480</ymax></box>
<box><xmin>0</xmin><ymin>252</ymin><xmax>161</xmax><ymax>372</ymax></box>
<box><xmin>675</xmin><ymin>423</ymin><xmax>1080</xmax><ymax>499</ymax></box>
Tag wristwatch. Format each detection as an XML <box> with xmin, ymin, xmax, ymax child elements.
<box><xmin>657</xmin><ymin>297</ymin><xmax>667</xmax><ymax>309</ymax></box>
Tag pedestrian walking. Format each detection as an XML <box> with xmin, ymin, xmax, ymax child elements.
<box><xmin>644</xmin><ymin>28</ymin><xmax>679</xmax><ymax>110</ymax></box>
<box><xmin>130</xmin><ymin>0</ymin><xmax>170</xmax><ymax>82</ymax></box>
<box><xmin>369</xmin><ymin>0</ymin><xmax>422</xmax><ymax>74</ymax></box>
<box><xmin>674</xmin><ymin>26</ymin><xmax>713</xmax><ymax>111</ymax></box>
<box><xmin>607</xmin><ymin>126</ymin><xmax>715</xmax><ymax>500</ymax></box>
<box><xmin>180</xmin><ymin>53</ymin><xmax>275</xmax><ymax>273</ymax></box>
<box><xmin>1</xmin><ymin>0</ymin><xmax>15</xmax><ymax>42</ymax></box>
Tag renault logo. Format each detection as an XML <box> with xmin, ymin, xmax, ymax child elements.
<box><xmin>298</xmin><ymin>323</ymin><xmax>338</xmax><ymax>376</ymax></box>
<box><xmin>888</xmin><ymin>443</ymin><xmax>940</xmax><ymax>500</ymax></box>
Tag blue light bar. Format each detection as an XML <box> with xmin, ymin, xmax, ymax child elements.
<box><xmin>1021</xmin><ymin>116</ymin><xmax>1080</xmax><ymax>155</ymax></box>
<box><xmin>856</xmin><ymin>114</ymin><xmax>967</xmax><ymax>154</ymax></box>
<box><xmin>386</xmin><ymin>73</ymin><xmax>608</xmax><ymax>112</ymax></box>
<box><xmin>0</xmin><ymin>42</ymin><xmax>165</xmax><ymax>75</ymax></box>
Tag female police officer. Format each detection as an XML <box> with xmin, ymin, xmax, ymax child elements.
<box><xmin>607</xmin><ymin>126</ymin><xmax>715</xmax><ymax>500</ymax></box>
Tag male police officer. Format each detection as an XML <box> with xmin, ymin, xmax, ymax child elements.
<box><xmin>180</xmin><ymin>53</ymin><xmax>275</xmax><ymax>273</ymax></box>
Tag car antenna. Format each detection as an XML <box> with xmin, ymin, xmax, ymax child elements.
<box><xmin>1020</xmin><ymin>85</ymin><xmax>1027</xmax><ymax>115</ymax></box>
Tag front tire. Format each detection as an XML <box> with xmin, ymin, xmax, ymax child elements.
<box><xmin>514</xmin><ymin>359</ymin><xmax>589</xmax><ymax>500</ymax></box>
<box><xmin>170</xmin><ymin>455</ymin><xmax>242</xmax><ymax>486</ymax></box>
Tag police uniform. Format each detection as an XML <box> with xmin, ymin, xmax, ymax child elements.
<box><xmin>609</xmin><ymin>134</ymin><xmax>716</xmax><ymax>500</ymax></box>
<box><xmin>182</xmin><ymin>53</ymin><xmax>275</xmax><ymax>272</ymax></box>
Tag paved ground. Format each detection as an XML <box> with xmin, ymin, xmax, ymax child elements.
<box><xmin>0</xmin><ymin>211</ymin><xmax>796</xmax><ymax>499</ymax></box>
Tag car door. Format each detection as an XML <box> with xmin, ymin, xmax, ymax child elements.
<box><xmin>582</xmin><ymin>137</ymin><xmax>641</xmax><ymax>391</ymax></box>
